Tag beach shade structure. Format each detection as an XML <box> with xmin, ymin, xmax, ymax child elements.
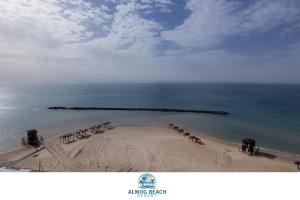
<box><xmin>294</xmin><ymin>161</ymin><xmax>300</xmax><ymax>170</ymax></box>
<box><xmin>60</xmin><ymin>134</ymin><xmax>67</xmax><ymax>143</ymax></box>
<box><xmin>76</xmin><ymin>131</ymin><xmax>83</xmax><ymax>139</ymax></box>
<box><xmin>68</xmin><ymin>133</ymin><xmax>75</xmax><ymax>142</ymax></box>
<box><xmin>169</xmin><ymin>123</ymin><xmax>174</xmax><ymax>127</ymax></box>
<box><xmin>194</xmin><ymin>137</ymin><xmax>202</xmax><ymax>144</ymax></box>
<box><xmin>26</xmin><ymin>129</ymin><xmax>40</xmax><ymax>147</ymax></box>
<box><xmin>178</xmin><ymin>129</ymin><xmax>184</xmax><ymax>133</ymax></box>
<box><xmin>103</xmin><ymin>122</ymin><xmax>112</xmax><ymax>129</ymax></box>
<box><xmin>60</xmin><ymin>133</ymin><xmax>76</xmax><ymax>143</ymax></box>
<box><xmin>242</xmin><ymin>138</ymin><xmax>256</xmax><ymax>155</ymax></box>
<box><xmin>188</xmin><ymin>135</ymin><xmax>202</xmax><ymax>144</ymax></box>
<box><xmin>183</xmin><ymin>132</ymin><xmax>190</xmax><ymax>137</ymax></box>
<box><xmin>189</xmin><ymin>135</ymin><xmax>197</xmax><ymax>142</ymax></box>
<box><xmin>60</xmin><ymin>135</ymin><xmax>64</xmax><ymax>142</ymax></box>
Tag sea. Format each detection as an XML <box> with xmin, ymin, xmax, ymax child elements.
<box><xmin>0</xmin><ymin>83</ymin><xmax>300</xmax><ymax>154</ymax></box>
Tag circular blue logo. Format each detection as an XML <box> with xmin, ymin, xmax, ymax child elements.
<box><xmin>138</xmin><ymin>173</ymin><xmax>156</xmax><ymax>189</ymax></box>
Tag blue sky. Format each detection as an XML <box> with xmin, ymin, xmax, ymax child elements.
<box><xmin>0</xmin><ymin>0</ymin><xmax>300</xmax><ymax>84</ymax></box>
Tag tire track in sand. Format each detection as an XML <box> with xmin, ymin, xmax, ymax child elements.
<box><xmin>45</xmin><ymin>141</ymin><xmax>81</xmax><ymax>171</ymax></box>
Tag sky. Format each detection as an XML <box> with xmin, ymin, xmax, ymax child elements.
<box><xmin>0</xmin><ymin>0</ymin><xmax>300</xmax><ymax>84</ymax></box>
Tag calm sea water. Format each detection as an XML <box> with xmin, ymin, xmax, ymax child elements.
<box><xmin>0</xmin><ymin>83</ymin><xmax>300</xmax><ymax>154</ymax></box>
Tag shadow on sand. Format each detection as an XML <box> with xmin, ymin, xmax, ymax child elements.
<box><xmin>196</xmin><ymin>141</ymin><xmax>206</xmax><ymax>145</ymax></box>
<box><xmin>256</xmin><ymin>151</ymin><xmax>277</xmax><ymax>159</ymax></box>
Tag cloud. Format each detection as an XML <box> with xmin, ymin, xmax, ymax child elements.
<box><xmin>0</xmin><ymin>0</ymin><xmax>173</xmax><ymax>84</ymax></box>
<box><xmin>162</xmin><ymin>0</ymin><xmax>300</xmax><ymax>49</ymax></box>
<box><xmin>92</xmin><ymin>1</ymin><xmax>163</xmax><ymax>54</ymax></box>
<box><xmin>0</xmin><ymin>0</ymin><xmax>113</xmax><ymax>44</ymax></box>
<box><xmin>0</xmin><ymin>0</ymin><xmax>300</xmax><ymax>84</ymax></box>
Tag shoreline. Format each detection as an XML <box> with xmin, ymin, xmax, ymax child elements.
<box><xmin>1</xmin><ymin>123</ymin><xmax>300</xmax><ymax>172</ymax></box>
<box><xmin>1</xmin><ymin>122</ymin><xmax>299</xmax><ymax>161</ymax></box>
<box><xmin>121</xmin><ymin>122</ymin><xmax>300</xmax><ymax>159</ymax></box>
<box><xmin>171</xmin><ymin>123</ymin><xmax>300</xmax><ymax>160</ymax></box>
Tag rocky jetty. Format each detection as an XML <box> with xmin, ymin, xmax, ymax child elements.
<box><xmin>48</xmin><ymin>106</ymin><xmax>229</xmax><ymax>115</ymax></box>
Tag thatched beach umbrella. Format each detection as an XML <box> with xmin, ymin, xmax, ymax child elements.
<box><xmin>188</xmin><ymin>135</ymin><xmax>196</xmax><ymax>141</ymax></box>
<box><xmin>194</xmin><ymin>137</ymin><xmax>202</xmax><ymax>144</ymax></box>
<box><xmin>183</xmin><ymin>132</ymin><xmax>190</xmax><ymax>137</ymax></box>
<box><xmin>178</xmin><ymin>129</ymin><xmax>184</xmax><ymax>134</ymax></box>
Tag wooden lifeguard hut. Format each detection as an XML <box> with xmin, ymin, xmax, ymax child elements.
<box><xmin>22</xmin><ymin>129</ymin><xmax>43</xmax><ymax>147</ymax></box>
<box><xmin>241</xmin><ymin>138</ymin><xmax>256</xmax><ymax>155</ymax></box>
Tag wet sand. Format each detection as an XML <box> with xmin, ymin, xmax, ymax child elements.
<box><xmin>0</xmin><ymin>124</ymin><xmax>299</xmax><ymax>172</ymax></box>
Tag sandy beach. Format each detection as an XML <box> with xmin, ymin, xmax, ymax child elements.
<box><xmin>0</xmin><ymin>124</ymin><xmax>299</xmax><ymax>172</ymax></box>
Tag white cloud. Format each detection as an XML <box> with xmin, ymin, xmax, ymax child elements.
<box><xmin>94</xmin><ymin>1</ymin><xmax>162</xmax><ymax>53</ymax></box>
<box><xmin>238</xmin><ymin>0</ymin><xmax>300</xmax><ymax>32</ymax></box>
<box><xmin>0</xmin><ymin>0</ymin><xmax>300</xmax><ymax>84</ymax></box>
<box><xmin>0</xmin><ymin>0</ymin><xmax>113</xmax><ymax>44</ymax></box>
<box><xmin>162</xmin><ymin>0</ymin><xmax>300</xmax><ymax>49</ymax></box>
<box><xmin>0</xmin><ymin>0</ymin><xmax>172</xmax><ymax>84</ymax></box>
<box><xmin>0</xmin><ymin>0</ymin><xmax>170</xmax><ymax>55</ymax></box>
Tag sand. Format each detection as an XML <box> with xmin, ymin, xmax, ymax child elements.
<box><xmin>0</xmin><ymin>124</ymin><xmax>299</xmax><ymax>172</ymax></box>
